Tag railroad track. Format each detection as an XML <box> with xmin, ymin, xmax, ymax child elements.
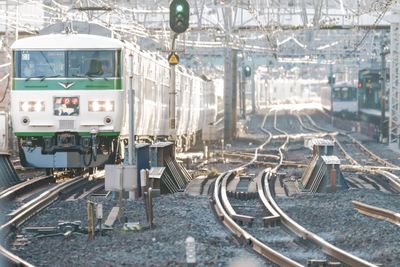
<box><xmin>0</xmin><ymin>175</ymin><xmax>54</xmax><ymax>202</ymax></box>
<box><xmin>298</xmin><ymin>113</ymin><xmax>400</xmax><ymax>192</ymax></box>
<box><xmin>212</xmin><ymin>110</ymin><xmax>378</xmax><ymax>266</ymax></box>
<box><xmin>352</xmin><ymin>200</ymin><xmax>400</xmax><ymax>227</ymax></box>
<box><xmin>185</xmin><ymin>175</ymin><xmax>217</xmax><ymax>196</ymax></box>
<box><xmin>0</xmin><ymin>174</ymin><xmax>91</xmax><ymax>266</ymax></box>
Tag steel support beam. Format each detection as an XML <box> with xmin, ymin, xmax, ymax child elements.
<box><xmin>389</xmin><ymin>22</ymin><xmax>400</xmax><ymax>148</ymax></box>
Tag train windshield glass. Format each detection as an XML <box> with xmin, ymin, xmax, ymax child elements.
<box><xmin>68</xmin><ymin>51</ymin><xmax>115</xmax><ymax>78</ymax></box>
<box><xmin>15</xmin><ymin>51</ymin><xmax>65</xmax><ymax>78</ymax></box>
<box><xmin>333</xmin><ymin>87</ymin><xmax>357</xmax><ymax>101</ymax></box>
<box><xmin>14</xmin><ymin>50</ymin><xmax>118</xmax><ymax>79</ymax></box>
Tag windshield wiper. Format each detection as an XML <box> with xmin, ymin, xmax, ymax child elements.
<box><xmin>40</xmin><ymin>75</ymin><xmax>61</xmax><ymax>81</ymax></box>
<box><xmin>25</xmin><ymin>75</ymin><xmax>45</xmax><ymax>81</ymax></box>
<box><xmin>25</xmin><ymin>75</ymin><xmax>61</xmax><ymax>81</ymax></box>
<box><xmin>72</xmin><ymin>74</ymin><xmax>94</xmax><ymax>81</ymax></box>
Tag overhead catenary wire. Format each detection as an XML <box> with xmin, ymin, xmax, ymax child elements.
<box><xmin>346</xmin><ymin>0</ymin><xmax>397</xmax><ymax>56</ymax></box>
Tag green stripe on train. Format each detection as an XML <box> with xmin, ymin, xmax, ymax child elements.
<box><xmin>13</xmin><ymin>78</ymin><xmax>122</xmax><ymax>90</ymax></box>
<box><xmin>15</xmin><ymin>132</ymin><xmax>120</xmax><ymax>137</ymax></box>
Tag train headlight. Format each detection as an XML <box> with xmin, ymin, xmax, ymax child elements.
<box><xmin>92</xmin><ymin>101</ymin><xmax>100</xmax><ymax>112</ymax></box>
<box><xmin>19</xmin><ymin>101</ymin><xmax>45</xmax><ymax>112</ymax></box>
<box><xmin>104</xmin><ymin>101</ymin><xmax>114</xmax><ymax>112</ymax></box>
<box><xmin>34</xmin><ymin>102</ymin><xmax>42</xmax><ymax>112</ymax></box>
<box><xmin>20</xmin><ymin>102</ymin><xmax>29</xmax><ymax>112</ymax></box>
<box><xmin>88</xmin><ymin>101</ymin><xmax>115</xmax><ymax>112</ymax></box>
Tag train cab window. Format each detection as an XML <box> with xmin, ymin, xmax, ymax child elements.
<box><xmin>67</xmin><ymin>51</ymin><xmax>116</xmax><ymax>78</ymax></box>
<box><xmin>15</xmin><ymin>51</ymin><xmax>65</xmax><ymax>78</ymax></box>
<box><xmin>333</xmin><ymin>86</ymin><xmax>357</xmax><ymax>101</ymax></box>
<box><xmin>341</xmin><ymin>87</ymin><xmax>349</xmax><ymax>100</ymax></box>
<box><xmin>333</xmin><ymin>88</ymin><xmax>341</xmax><ymax>100</ymax></box>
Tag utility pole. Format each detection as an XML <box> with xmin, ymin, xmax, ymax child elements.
<box><xmin>380</xmin><ymin>42</ymin><xmax>389</xmax><ymax>143</ymax></box>
<box><xmin>169</xmin><ymin>0</ymin><xmax>189</xmax><ymax>138</ymax></box>
<box><xmin>223</xmin><ymin>6</ymin><xmax>233</xmax><ymax>143</ymax></box>
<box><xmin>128</xmin><ymin>53</ymin><xmax>135</xmax><ymax>166</ymax></box>
<box><xmin>251</xmin><ymin>59</ymin><xmax>256</xmax><ymax>114</ymax></box>
<box><xmin>239</xmin><ymin>66</ymin><xmax>246</xmax><ymax>119</ymax></box>
<box><xmin>169</xmin><ymin>34</ymin><xmax>177</xmax><ymax>134</ymax></box>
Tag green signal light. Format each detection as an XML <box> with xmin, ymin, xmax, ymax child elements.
<box><xmin>243</xmin><ymin>65</ymin><xmax>251</xmax><ymax>77</ymax></box>
<box><xmin>170</xmin><ymin>0</ymin><xmax>190</xmax><ymax>34</ymax></box>
<box><xmin>176</xmin><ymin>5</ymin><xmax>183</xmax><ymax>12</ymax></box>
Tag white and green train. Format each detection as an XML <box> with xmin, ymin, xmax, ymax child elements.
<box><xmin>10</xmin><ymin>23</ymin><xmax>216</xmax><ymax>170</ymax></box>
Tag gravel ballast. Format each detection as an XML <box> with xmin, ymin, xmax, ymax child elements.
<box><xmin>11</xmin><ymin>193</ymin><xmax>266</xmax><ymax>267</ymax></box>
<box><xmin>276</xmin><ymin>189</ymin><xmax>400</xmax><ymax>266</ymax></box>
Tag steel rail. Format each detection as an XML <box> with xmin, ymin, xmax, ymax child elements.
<box><xmin>211</xmin><ymin>110</ymin><xmax>305</xmax><ymax>265</ymax></box>
<box><xmin>0</xmin><ymin>245</ymin><xmax>34</xmax><ymax>267</ymax></box>
<box><xmin>255</xmin><ymin>171</ymin><xmax>280</xmax><ymax>226</ymax></box>
<box><xmin>263</xmin><ymin>111</ymin><xmax>377</xmax><ymax>266</ymax></box>
<box><xmin>213</xmin><ymin>172</ymin><xmax>303</xmax><ymax>266</ymax></box>
<box><xmin>0</xmin><ymin>175</ymin><xmax>54</xmax><ymax>201</ymax></box>
<box><xmin>375</xmin><ymin>170</ymin><xmax>400</xmax><ymax>192</ymax></box>
<box><xmin>305</xmin><ymin>113</ymin><xmax>399</xmax><ymax>170</ymax></box>
<box><xmin>262</xmin><ymin>171</ymin><xmax>378</xmax><ymax>267</ymax></box>
<box><xmin>305</xmin><ymin>112</ymin><xmax>400</xmax><ymax>194</ymax></box>
<box><xmin>333</xmin><ymin>135</ymin><xmax>400</xmax><ymax>191</ymax></box>
<box><xmin>295</xmin><ymin>113</ymin><xmax>323</xmax><ymax>133</ymax></box>
<box><xmin>352</xmin><ymin>200</ymin><xmax>400</xmax><ymax>226</ymax></box>
<box><xmin>346</xmin><ymin>134</ymin><xmax>398</xmax><ymax>169</ymax></box>
<box><xmin>333</xmin><ymin>135</ymin><xmax>360</xmax><ymax>165</ymax></box>
<box><xmin>0</xmin><ymin>175</ymin><xmax>88</xmax><ymax>266</ymax></box>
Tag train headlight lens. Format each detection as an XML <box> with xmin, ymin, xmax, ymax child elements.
<box><xmin>34</xmin><ymin>102</ymin><xmax>42</xmax><ymax>112</ymax></box>
<box><xmin>20</xmin><ymin>102</ymin><xmax>29</xmax><ymax>112</ymax></box>
<box><xmin>92</xmin><ymin>101</ymin><xmax>100</xmax><ymax>112</ymax></box>
<box><xmin>88</xmin><ymin>101</ymin><xmax>115</xmax><ymax>112</ymax></box>
<box><xmin>104</xmin><ymin>101</ymin><xmax>114</xmax><ymax>112</ymax></box>
<box><xmin>19</xmin><ymin>101</ymin><xmax>45</xmax><ymax>112</ymax></box>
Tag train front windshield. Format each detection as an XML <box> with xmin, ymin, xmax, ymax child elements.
<box><xmin>14</xmin><ymin>50</ymin><xmax>117</xmax><ymax>78</ymax></box>
<box><xmin>332</xmin><ymin>87</ymin><xmax>357</xmax><ymax>101</ymax></box>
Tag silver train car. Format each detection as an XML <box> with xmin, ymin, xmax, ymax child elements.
<box><xmin>320</xmin><ymin>83</ymin><xmax>358</xmax><ymax>117</ymax></box>
<box><xmin>10</xmin><ymin>24</ymin><xmax>216</xmax><ymax>170</ymax></box>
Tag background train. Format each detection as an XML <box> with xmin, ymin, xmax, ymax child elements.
<box><xmin>319</xmin><ymin>67</ymin><xmax>389</xmax><ymax>139</ymax></box>
<box><xmin>320</xmin><ymin>83</ymin><xmax>358</xmax><ymax>119</ymax></box>
<box><xmin>10</xmin><ymin>22</ymin><xmax>217</xmax><ymax>170</ymax></box>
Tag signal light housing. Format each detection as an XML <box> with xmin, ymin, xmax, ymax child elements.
<box><xmin>169</xmin><ymin>0</ymin><xmax>190</xmax><ymax>34</ymax></box>
<box><xmin>243</xmin><ymin>65</ymin><xmax>251</xmax><ymax>77</ymax></box>
<box><xmin>328</xmin><ymin>75</ymin><xmax>336</xmax><ymax>85</ymax></box>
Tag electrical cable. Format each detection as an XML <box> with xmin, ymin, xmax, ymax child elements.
<box><xmin>346</xmin><ymin>0</ymin><xmax>396</xmax><ymax>56</ymax></box>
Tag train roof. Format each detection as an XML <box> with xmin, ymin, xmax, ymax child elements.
<box><xmin>11</xmin><ymin>34</ymin><xmax>123</xmax><ymax>50</ymax></box>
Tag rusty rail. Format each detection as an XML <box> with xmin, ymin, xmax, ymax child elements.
<box><xmin>353</xmin><ymin>200</ymin><xmax>400</xmax><ymax>226</ymax></box>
